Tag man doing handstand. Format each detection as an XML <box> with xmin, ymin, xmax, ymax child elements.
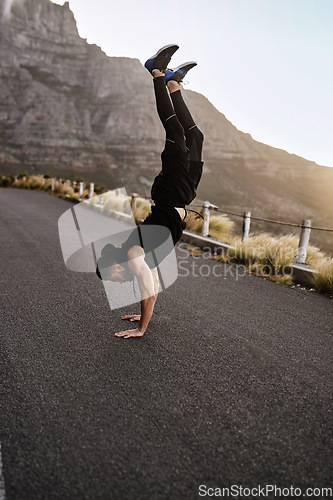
<box><xmin>96</xmin><ymin>44</ymin><xmax>204</xmax><ymax>338</ymax></box>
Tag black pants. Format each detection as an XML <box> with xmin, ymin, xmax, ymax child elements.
<box><xmin>152</xmin><ymin>76</ymin><xmax>204</xmax><ymax>205</ymax></box>
<box><xmin>117</xmin><ymin>77</ymin><xmax>204</xmax><ymax>269</ymax></box>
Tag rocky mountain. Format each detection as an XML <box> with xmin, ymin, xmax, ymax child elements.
<box><xmin>0</xmin><ymin>0</ymin><xmax>332</xmax><ymax>253</ymax></box>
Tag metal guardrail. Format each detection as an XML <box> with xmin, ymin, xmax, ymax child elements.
<box><xmin>8</xmin><ymin>175</ymin><xmax>332</xmax><ymax>265</ymax></box>
<box><xmin>186</xmin><ymin>201</ymin><xmax>332</xmax><ymax>265</ymax></box>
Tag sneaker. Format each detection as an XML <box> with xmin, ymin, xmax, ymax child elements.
<box><xmin>144</xmin><ymin>44</ymin><xmax>179</xmax><ymax>74</ymax></box>
<box><xmin>165</xmin><ymin>61</ymin><xmax>197</xmax><ymax>83</ymax></box>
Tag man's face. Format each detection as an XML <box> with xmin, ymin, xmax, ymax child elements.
<box><xmin>107</xmin><ymin>263</ymin><xmax>127</xmax><ymax>283</ymax></box>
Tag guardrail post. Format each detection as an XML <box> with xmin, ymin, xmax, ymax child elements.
<box><xmin>72</xmin><ymin>181</ymin><xmax>77</xmax><ymax>190</ymax></box>
<box><xmin>202</xmin><ymin>201</ymin><xmax>210</xmax><ymax>237</ymax></box>
<box><xmin>242</xmin><ymin>211</ymin><xmax>251</xmax><ymax>242</ymax></box>
<box><xmin>66</xmin><ymin>179</ymin><xmax>70</xmax><ymax>188</ymax></box>
<box><xmin>51</xmin><ymin>178</ymin><xmax>55</xmax><ymax>191</ymax></box>
<box><xmin>99</xmin><ymin>194</ymin><xmax>104</xmax><ymax>207</ymax></box>
<box><xmin>89</xmin><ymin>182</ymin><xmax>94</xmax><ymax>198</ymax></box>
<box><xmin>79</xmin><ymin>182</ymin><xmax>84</xmax><ymax>196</ymax></box>
<box><xmin>41</xmin><ymin>177</ymin><xmax>45</xmax><ymax>186</ymax></box>
<box><xmin>296</xmin><ymin>219</ymin><xmax>311</xmax><ymax>264</ymax></box>
<box><xmin>131</xmin><ymin>193</ymin><xmax>138</xmax><ymax>213</ymax></box>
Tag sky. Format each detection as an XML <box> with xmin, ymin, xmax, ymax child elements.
<box><xmin>50</xmin><ymin>0</ymin><xmax>333</xmax><ymax>168</ymax></box>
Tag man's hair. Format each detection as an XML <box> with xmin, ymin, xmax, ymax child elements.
<box><xmin>96</xmin><ymin>243</ymin><xmax>132</xmax><ymax>281</ymax></box>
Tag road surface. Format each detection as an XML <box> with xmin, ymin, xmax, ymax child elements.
<box><xmin>0</xmin><ymin>188</ymin><xmax>332</xmax><ymax>499</ymax></box>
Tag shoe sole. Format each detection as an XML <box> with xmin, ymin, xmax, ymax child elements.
<box><xmin>165</xmin><ymin>61</ymin><xmax>197</xmax><ymax>82</ymax></box>
<box><xmin>145</xmin><ymin>44</ymin><xmax>179</xmax><ymax>72</ymax></box>
<box><xmin>171</xmin><ymin>61</ymin><xmax>197</xmax><ymax>73</ymax></box>
<box><xmin>146</xmin><ymin>43</ymin><xmax>179</xmax><ymax>62</ymax></box>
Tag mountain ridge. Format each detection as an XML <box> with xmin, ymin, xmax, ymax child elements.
<box><xmin>0</xmin><ymin>0</ymin><xmax>332</xmax><ymax>253</ymax></box>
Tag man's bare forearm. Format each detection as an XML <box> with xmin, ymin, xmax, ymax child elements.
<box><xmin>138</xmin><ymin>296</ymin><xmax>156</xmax><ymax>333</ymax></box>
<box><xmin>137</xmin><ymin>267</ymin><xmax>159</xmax><ymax>332</ymax></box>
<box><xmin>116</xmin><ymin>249</ymin><xmax>159</xmax><ymax>336</ymax></box>
<box><xmin>151</xmin><ymin>267</ymin><xmax>160</xmax><ymax>297</ymax></box>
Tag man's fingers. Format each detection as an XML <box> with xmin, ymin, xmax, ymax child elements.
<box><xmin>114</xmin><ymin>329</ymin><xmax>144</xmax><ymax>338</ymax></box>
<box><xmin>114</xmin><ymin>330</ymin><xmax>129</xmax><ymax>336</ymax></box>
<box><xmin>121</xmin><ymin>314</ymin><xmax>140</xmax><ymax>321</ymax></box>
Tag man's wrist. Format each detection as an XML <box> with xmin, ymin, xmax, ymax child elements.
<box><xmin>138</xmin><ymin>324</ymin><xmax>146</xmax><ymax>334</ymax></box>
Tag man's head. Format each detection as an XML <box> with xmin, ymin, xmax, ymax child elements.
<box><xmin>96</xmin><ymin>243</ymin><xmax>133</xmax><ymax>283</ymax></box>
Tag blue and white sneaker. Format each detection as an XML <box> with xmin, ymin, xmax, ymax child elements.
<box><xmin>144</xmin><ymin>44</ymin><xmax>179</xmax><ymax>74</ymax></box>
<box><xmin>165</xmin><ymin>61</ymin><xmax>197</xmax><ymax>83</ymax></box>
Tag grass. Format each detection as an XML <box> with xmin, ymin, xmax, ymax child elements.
<box><xmin>228</xmin><ymin>232</ymin><xmax>326</xmax><ymax>268</ymax></box>
<box><xmin>217</xmin><ymin>232</ymin><xmax>330</xmax><ymax>294</ymax></box>
<box><xmin>101</xmin><ymin>191</ymin><xmax>130</xmax><ymax>215</ymax></box>
<box><xmin>273</xmin><ymin>274</ymin><xmax>294</xmax><ymax>286</ymax></box>
<box><xmin>133</xmin><ymin>197</ymin><xmax>151</xmax><ymax>224</ymax></box>
<box><xmin>312</xmin><ymin>258</ymin><xmax>333</xmax><ymax>295</ymax></box>
<box><xmin>86</xmin><ymin>191</ymin><xmax>149</xmax><ymax>226</ymax></box>
<box><xmin>229</xmin><ymin>233</ymin><xmax>298</xmax><ymax>270</ymax></box>
<box><xmin>184</xmin><ymin>210</ymin><xmax>235</xmax><ymax>242</ymax></box>
<box><xmin>0</xmin><ymin>174</ymin><xmax>98</xmax><ymax>202</ymax></box>
<box><xmin>186</xmin><ymin>245</ymin><xmax>203</xmax><ymax>257</ymax></box>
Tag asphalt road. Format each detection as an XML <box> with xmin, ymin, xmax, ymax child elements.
<box><xmin>0</xmin><ymin>188</ymin><xmax>332</xmax><ymax>500</ymax></box>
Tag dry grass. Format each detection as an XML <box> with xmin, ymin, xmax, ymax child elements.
<box><xmin>271</xmin><ymin>274</ymin><xmax>294</xmax><ymax>286</ymax></box>
<box><xmin>214</xmin><ymin>252</ymin><xmax>231</xmax><ymax>263</ymax></box>
<box><xmin>5</xmin><ymin>175</ymin><xmax>83</xmax><ymax>202</ymax></box>
<box><xmin>101</xmin><ymin>191</ymin><xmax>129</xmax><ymax>215</ymax></box>
<box><xmin>185</xmin><ymin>210</ymin><xmax>235</xmax><ymax>241</ymax></box>
<box><xmin>227</xmin><ymin>232</ymin><xmax>330</xmax><ymax>292</ymax></box>
<box><xmin>84</xmin><ymin>190</ymin><xmax>134</xmax><ymax>225</ymax></box>
<box><xmin>186</xmin><ymin>244</ymin><xmax>203</xmax><ymax>257</ymax></box>
<box><xmin>26</xmin><ymin>176</ymin><xmax>43</xmax><ymax>190</ymax></box>
<box><xmin>133</xmin><ymin>197</ymin><xmax>151</xmax><ymax>224</ymax></box>
<box><xmin>88</xmin><ymin>192</ymin><xmax>150</xmax><ymax>224</ymax></box>
<box><xmin>305</xmin><ymin>244</ymin><xmax>326</xmax><ymax>267</ymax></box>
<box><xmin>312</xmin><ymin>258</ymin><xmax>333</xmax><ymax>296</ymax></box>
<box><xmin>230</xmin><ymin>233</ymin><xmax>324</xmax><ymax>270</ymax></box>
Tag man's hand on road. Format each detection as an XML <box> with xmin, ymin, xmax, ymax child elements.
<box><xmin>114</xmin><ymin>328</ymin><xmax>144</xmax><ymax>338</ymax></box>
<box><xmin>121</xmin><ymin>314</ymin><xmax>141</xmax><ymax>322</ymax></box>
